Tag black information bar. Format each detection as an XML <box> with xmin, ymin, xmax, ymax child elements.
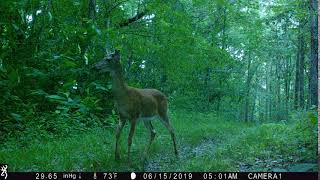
<box><xmin>1</xmin><ymin>172</ymin><xmax>317</xmax><ymax>180</ymax></box>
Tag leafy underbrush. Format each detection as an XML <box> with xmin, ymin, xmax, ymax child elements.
<box><xmin>0</xmin><ymin>109</ymin><xmax>317</xmax><ymax>172</ymax></box>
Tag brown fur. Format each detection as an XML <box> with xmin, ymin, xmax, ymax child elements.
<box><xmin>93</xmin><ymin>50</ymin><xmax>178</xmax><ymax>164</ymax></box>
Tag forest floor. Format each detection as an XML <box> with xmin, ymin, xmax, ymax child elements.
<box><xmin>0</xmin><ymin>109</ymin><xmax>317</xmax><ymax>172</ymax></box>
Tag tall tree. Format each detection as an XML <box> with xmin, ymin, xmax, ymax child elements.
<box><xmin>294</xmin><ymin>22</ymin><xmax>306</xmax><ymax>110</ymax></box>
<box><xmin>309</xmin><ymin>0</ymin><xmax>318</xmax><ymax>108</ymax></box>
<box><xmin>244</xmin><ymin>55</ymin><xmax>252</xmax><ymax>122</ymax></box>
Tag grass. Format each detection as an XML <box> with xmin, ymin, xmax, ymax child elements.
<box><xmin>0</xmin><ymin>109</ymin><xmax>317</xmax><ymax>172</ymax></box>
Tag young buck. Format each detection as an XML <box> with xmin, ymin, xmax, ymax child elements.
<box><xmin>93</xmin><ymin>50</ymin><xmax>178</xmax><ymax>164</ymax></box>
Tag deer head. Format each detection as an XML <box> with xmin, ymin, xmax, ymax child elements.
<box><xmin>93</xmin><ymin>49</ymin><xmax>120</xmax><ymax>72</ymax></box>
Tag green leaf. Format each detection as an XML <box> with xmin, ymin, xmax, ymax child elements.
<box><xmin>10</xmin><ymin>113</ymin><xmax>22</xmax><ymax>121</ymax></box>
<box><xmin>30</xmin><ymin>89</ymin><xmax>48</xmax><ymax>96</ymax></box>
<box><xmin>48</xmin><ymin>12</ymin><xmax>53</xmax><ymax>21</ymax></box>
<box><xmin>91</xmin><ymin>82</ymin><xmax>108</xmax><ymax>91</ymax></box>
<box><xmin>26</xmin><ymin>68</ymin><xmax>46</xmax><ymax>78</ymax></box>
<box><xmin>46</xmin><ymin>95</ymin><xmax>66</xmax><ymax>102</ymax></box>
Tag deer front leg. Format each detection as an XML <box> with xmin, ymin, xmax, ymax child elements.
<box><xmin>127</xmin><ymin>120</ymin><xmax>136</xmax><ymax>166</ymax></box>
<box><xmin>115</xmin><ymin>117</ymin><xmax>126</xmax><ymax>161</ymax></box>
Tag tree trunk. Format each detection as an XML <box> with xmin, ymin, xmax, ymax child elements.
<box><xmin>275</xmin><ymin>56</ymin><xmax>281</xmax><ymax>120</ymax></box>
<box><xmin>310</xmin><ymin>0</ymin><xmax>318</xmax><ymax>108</ymax></box>
<box><xmin>294</xmin><ymin>26</ymin><xmax>305</xmax><ymax>110</ymax></box>
<box><xmin>284</xmin><ymin>56</ymin><xmax>291</xmax><ymax>119</ymax></box>
<box><xmin>250</xmin><ymin>90</ymin><xmax>257</xmax><ymax>121</ymax></box>
<box><xmin>307</xmin><ymin>69</ymin><xmax>311</xmax><ymax>108</ymax></box>
<box><xmin>269</xmin><ymin>63</ymin><xmax>274</xmax><ymax>120</ymax></box>
<box><xmin>88</xmin><ymin>0</ymin><xmax>96</xmax><ymax>20</ymax></box>
<box><xmin>298</xmin><ymin>34</ymin><xmax>305</xmax><ymax>109</ymax></box>
<box><xmin>221</xmin><ymin>7</ymin><xmax>227</xmax><ymax>49</ymax></box>
<box><xmin>265</xmin><ymin>65</ymin><xmax>269</xmax><ymax>121</ymax></box>
<box><xmin>244</xmin><ymin>55</ymin><xmax>252</xmax><ymax>122</ymax></box>
<box><xmin>294</xmin><ymin>44</ymin><xmax>300</xmax><ymax>109</ymax></box>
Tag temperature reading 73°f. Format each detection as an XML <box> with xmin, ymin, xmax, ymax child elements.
<box><xmin>103</xmin><ymin>172</ymin><xmax>118</xmax><ymax>180</ymax></box>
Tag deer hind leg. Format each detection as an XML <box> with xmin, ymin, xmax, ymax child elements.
<box><xmin>127</xmin><ymin>120</ymin><xmax>136</xmax><ymax>165</ymax></box>
<box><xmin>160</xmin><ymin>115</ymin><xmax>178</xmax><ymax>156</ymax></box>
<box><xmin>115</xmin><ymin>117</ymin><xmax>126</xmax><ymax>161</ymax></box>
<box><xmin>143</xmin><ymin>121</ymin><xmax>156</xmax><ymax>161</ymax></box>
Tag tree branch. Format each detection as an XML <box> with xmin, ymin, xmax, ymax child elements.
<box><xmin>118</xmin><ymin>11</ymin><xmax>146</xmax><ymax>28</ymax></box>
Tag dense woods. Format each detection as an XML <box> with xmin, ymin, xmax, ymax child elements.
<box><xmin>0</xmin><ymin>0</ymin><xmax>318</xmax><ymax>172</ymax></box>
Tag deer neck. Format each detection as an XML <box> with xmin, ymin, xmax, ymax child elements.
<box><xmin>110</xmin><ymin>68</ymin><xmax>128</xmax><ymax>99</ymax></box>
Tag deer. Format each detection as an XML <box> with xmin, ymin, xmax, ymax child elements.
<box><xmin>92</xmin><ymin>50</ymin><xmax>178</xmax><ymax>165</ymax></box>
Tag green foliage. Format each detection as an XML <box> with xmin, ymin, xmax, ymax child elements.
<box><xmin>0</xmin><ymin>110</ymin><xmax>316</xmax><ymax>171</ymax></box>
<box><xmin>0</xmin><ymin>0</ymin><xmax>236</xmax><ymax>143</ymax></box>
<box><xmin>0</xmin><ymin>0</ymin><xmax>316</xmax><ymax>172</ymax></box>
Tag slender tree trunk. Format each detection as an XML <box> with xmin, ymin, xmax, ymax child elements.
<box><xmin>265</xmin><ymin>65</ymin><xmax>269</xmax><ymax>121</ymax></box>
<box><xmin>88</xmin><ymin>0</ymin><xmax>96</xmax><ymax>20</ymax></box>
<box><xmin>298</xmin><ymin>34</ymin><xmax>305</xmax><ymax>109</ymax></box>
<box><xmin>307</xmin><ymin>69</ymin><xmax>311</xmax><ymax>108</ymax></box>
<box><xmin>244</xmin><ymin>55</ymin><xmax>252</xmax><ymax>122</ymax></box>
<box><xmin>294</xmin><ymin>48</ymin><xmax>299</xmax><ymax>109</ymax></box>
<box><xmin>284</xmin><ymin>57</ymin><xmax>291</xmax><ymax>119</ymax></box>
<box><xmin>269</xmin><ymin>63</ymin><xmax>274</xmax><ymax>120</ymax></box>
<box><xmin>318</xmin><ymin>0</ymin><xmax>320</xmax><ymax>169</ymax></box>
<box><xmin>310</xmin><ymin>0</ymin><xmax>318</xmax><ymax>108</ymax></box>
<box><xmin>221</xmin><ymin>7</ymin><xmax>227</xmax><ymax>49</ymax></box>
<box><xmin>283</xmin><ymin>17</ymin><xmax>291</xmax><ymax>119</ymax></box>
<box><xmin>318</xmin><ymin>0</ymin><xmax>320</xmax><ymax>108</ymax></box>
<box><xmin>295</xmin><ymin>26</ymin><xmax>305</xmax><ymax>110</ymax></box>
<box><xmin>275</xmin><ymin>57</ymin><xmax>281</xmax><ymax>120</ymax></box>
<box><xmin>258</xmin><ymin>95</ymin><xmax>263</xmax><ymax>122</ymax></box>
<box><xmin>250</xmin><ymin>91</ymin><xmax>257</xmax><ymax>121</ymax></box>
